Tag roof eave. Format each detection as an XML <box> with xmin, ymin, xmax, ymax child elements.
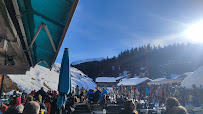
<box><xmin>50</xmin><ymin>0</ymin><xmax>79</xmax><ymax>69</ymax></box>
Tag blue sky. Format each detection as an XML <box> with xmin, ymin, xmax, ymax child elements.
<box><xmin>56</xmin><ymin>0</ymin><xmax>203</xmax><ymax>63</ymax></box>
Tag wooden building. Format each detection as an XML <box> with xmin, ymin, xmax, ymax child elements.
<box><xmin>96</xmin><ymin>76</ymin><xmax>124</xmax><ymax>87</ymax></box>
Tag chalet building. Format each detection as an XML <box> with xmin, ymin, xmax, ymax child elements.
<box><xmin>117</xmin><ymin>77</ymin><xmax>151</xmax><ymax>99</ymax></box>
<box><xmin>95</xmin><ymin>76</ymin><xmax>124</xmax><ymax>87</ymax></box>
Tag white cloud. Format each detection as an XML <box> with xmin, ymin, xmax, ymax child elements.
<box><xmin>121</xmin><ymin>32</ymin><xmax>187</xmax><ymax>48</ymax></box>
<box><xmin>147</xmin><ymin>13</ymin><xmax>187</xmax><ymax>27</ymax></box>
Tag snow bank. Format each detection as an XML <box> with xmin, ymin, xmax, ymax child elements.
<box><xmin>8</xmin><ymin>63</ymin><xmax>96</xmax><ymax>93</ymax></box>
<box><xmin>151</xmin><ymin>78</ymin><xmax>167</xmax><ymax>82</ymax></box>
<box><xmin>96</xmin><ymin>76</ymin><xmax>124</xmax><ymax>83</ymax></box>
<box><xmin>181</xmin><ymin>66</ymin><xmax>203</xmax><ymax>89</ymax></box>
<box><xmin>96</xmin><ymin>77</ymin><xmax>117</xmax><ymax>82</ymax></box>
<box><xmin>174</xmin><ymin>72</ymin><xmax>193</xmax><ymax>79</ymax></box>
<box><xmin>170</xmin><ymin>74</ymin><xmax>179</xmax><ymax>79</ymax></box>
<box><xmin>4</xmin><ymin>90</ymin><xmax>21</xmax><ymax>96</ymax></box>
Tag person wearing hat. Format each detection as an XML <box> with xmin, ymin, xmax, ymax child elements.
<box><xmin>35</xmin><ymin>87</ymin><xmax>49</xmax><ymax>102</ymax></box>
<box><xmin>119</xmin><ymin>100</ymin><xmax>138</xmax><ymax>114</ymax></box>
<box><xmin>36</xmin><ymin>95</ymin><xmax>47</xmax><ymax>114</ymax></box>
<box><xmin>3</xmin><ymin>97</ymin><xmax>19</xmax><ymax>114</ymax></box>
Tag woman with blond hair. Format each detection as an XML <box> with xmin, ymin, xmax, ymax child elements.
<box><xmin>165</xmin><ymin>97</ymin><xmax>188</xmax><ymax>114</ymax></box>
<box><xmin>119</xmin><ymin>100</ymin><xmax>138</xmax><ymax>114</ymax></box>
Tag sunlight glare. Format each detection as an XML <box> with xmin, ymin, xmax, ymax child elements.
<box><xmin>185</xmin><ymin>21</ymin><xmax>203</xmax><ymax>43</ymax></box>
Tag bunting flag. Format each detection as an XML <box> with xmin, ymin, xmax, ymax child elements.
<box><xmin>136</xmin><ymin>89</ymin><xmax>139</xmax><ymax>94</ymax></box>
<box><xmin>131</xmin><ymin>86</ymin><xmax>133</xmax><ymax>92</ymax></box>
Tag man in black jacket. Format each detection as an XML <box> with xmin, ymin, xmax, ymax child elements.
<box><xmin>94</xmin><ymin>88</ymin><xmax>101</xmax><ymax>104</ymax></box>
<box><xmin>35</xmin><ymin>87</ymin><xmax>49</xmax><ymax>102</ymax></box>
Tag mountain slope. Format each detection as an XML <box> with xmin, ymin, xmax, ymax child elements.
<box><xmin>71</xmin><ymin>57</ymin><xmax>104</xmax><ymax>65</ymax></box>
<box><xmin>2</xmin><ymin>75</ymin><xmax>21</xmax><ymax>93</ymax></box>
<box><xmin>72</xmin><ymin>44</ymin><xmax>203</xmax><ymax>79</ymax></box>
<box><xmin>8</xmin><ymin>63</ymin><xmax>96</xmax><ymax>93</ymax></box>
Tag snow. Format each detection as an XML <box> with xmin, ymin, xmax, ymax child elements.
<box><xmin>174</xmin><ymin>72</ymin><xmax>193</xmax><ymax>79</ymax></box>
<box><xmin>134</xmin><ymin>76</ymin><xmax>139</xmax><ymax>78</ymax></box>
<box><xmin>117</xmin><ymin>77</ymin><xmax>151</xmax><ymax>86</ymax></box>
<box><xmin>181</xmin><ymin>65</ymin><xmax>203</xmax><ymax>89</ymax></box>
<box><xmin>115</xmin><ymin>76</ymin><xmax>125</xmax><ymax>80</ymax></box>
<box><xmin>95</xmin><ymin>76</ymin><xmax>124</xmax><ymax>83</ymax></box>
<box><xmin>122</xmin><ymin>71</ymin><xmax>131</xmax><ymax>77</ymax></box>
<box><xmin>170</xmin><ymin>74</ymin><xmax>179</xmax><ymax>79</ymax></box>
<box><xmin>8</xmin><ymin>63</ymin><xmax>96</xmax><ymax>93</ymax></box>
<box><xmin>161</xmin><ymin>76</ymin><xmax>166</xmax><ymax>78</ymax></box>
<box><xmin>4</xmin><ymin>90</ymin><xmax>21</xmax><ymax>96</ymax></box>
<box><xmin>71</xmin><ymin>57</ymin><xmax>104</xmax><ymax>65</ymax></box>
<box><xmin>151</xmin><ymin>78</ymin><xmax>167</xmax><ymax>82</ymax></box>
<box><xmin>96</xmin><ymin>77</ymin><xmax>116</xmax><ymax>82</ymax></box>
<box><xmin>140</xmin><ymin>66</ymin><xmax>146</xmax><ymax>70</ymax></box>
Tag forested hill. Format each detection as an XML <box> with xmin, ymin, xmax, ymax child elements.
<box><xmin>72</xmin><ymin>43</ymin><xmax>203</xmax><ymax>80</ymax></box>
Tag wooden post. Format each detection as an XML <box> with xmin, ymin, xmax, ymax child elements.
<box><xmin>0</xmin><ymin>74</ymin><xmax>5</xmax><ymax>98</ymax></box>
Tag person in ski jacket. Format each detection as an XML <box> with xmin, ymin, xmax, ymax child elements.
<box><xmin>35</xmin><ymin>87</ymin><xmax>49</xmax><ymax>102</ymax></box>
<box><xmin>94</xmin><ymin>89</ymin><xmax>101</xmax><ymax>104</ymax></box>
<box><xmin>119</xmin><ymin>100</ymin><xmax>138</xmax><ymax>114</ymax></box>
<box><xmin>87</xmin><ymin>89</ymin><xmax>94</xmax><ymax>103</ymax></box>
<box><xmin>75</xmin><ymin>85</ymin><xmax>80</xmax><ymax>98</ymax></box>
<box><xmin>44</xmin><ymin>98</ymin><xmax>51</xmax><ymax>114</ymax></box>
<box><xmin>102</xmin><ymin>88</ymin><xmax>108</xmax><ymax>95</ymax></box>
<box><xmin>83</xmin><ymin>89</ymin><xmax>88</xmax><ymax>101</ymax></box>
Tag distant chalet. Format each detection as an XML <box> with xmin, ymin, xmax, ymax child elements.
<box><xmin>95</xmin><ymin>76</ymin><xmax>124</xmax><ymax>87</ymax></box>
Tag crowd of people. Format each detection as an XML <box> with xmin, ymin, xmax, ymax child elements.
<box><xmin>118</xmin><ymin>97</ymin><xmax>188</xmax><ymax>114</ymax></box>
<box><xmin>113</xmin><ymin>83</ymin><xmax>202</xmax><ymax>109</ymax></box>
<box><xmin>73</xmin><ymin>85</ymin><xmax>109</xmax><ymax>105</ymax></box>
<box><xmin>0</xmin><ymin>87</ymin><xmax>59</xmax><ymax>114</ymax></box>
<box><xmin>72</xmin><ymin>85</ymin><xmax>189</xmax><ymax>114</ymax></box>
<box><xmin>0</xmin><ymin>83</ymin><xmax>195</xmax><ymax>114</ymax></box>
<box><xmin>147</xmin><ymin>83</ymin><xmax>201</xmax><ymax>107</ymax></box>
<box><xmin>0</xmin><ymin>85</ymin><xmax>112</xmax><ymax>114</ymax></box>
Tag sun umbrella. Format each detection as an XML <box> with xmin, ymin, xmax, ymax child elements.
<box><xmin>57</xmin><ymin>48</ymin><xmax>71</xmax><ymax>108</ymax></box>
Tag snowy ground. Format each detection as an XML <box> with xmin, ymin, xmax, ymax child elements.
<box><xmin>181</xmin><ymin>65</ymin><xmax>203</xmax><ymax>89</ymax></box>
<box><xmin>95</xmin><ymin>76</ymin><xmax>124</xmax><ymax>83</ymax></box>
<box><xmin>8</xmin><ymin>63</ymin><xmax>96</xmax><ymax>93</ymax></box>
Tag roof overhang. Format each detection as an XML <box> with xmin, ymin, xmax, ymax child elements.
<box><xmin>0</xmin><ymin>0</ymin><xmax>78</xmax><ymax>74</ymax></box>
<box><xmin>148</xmin><ymin>79</ymin><xmax>183</xmax><ymax>85</ymax></box>
<box><xmin>0</xmin><ymin>0</ymin><xmax>30</xmax><ymax>74</ymax></box>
